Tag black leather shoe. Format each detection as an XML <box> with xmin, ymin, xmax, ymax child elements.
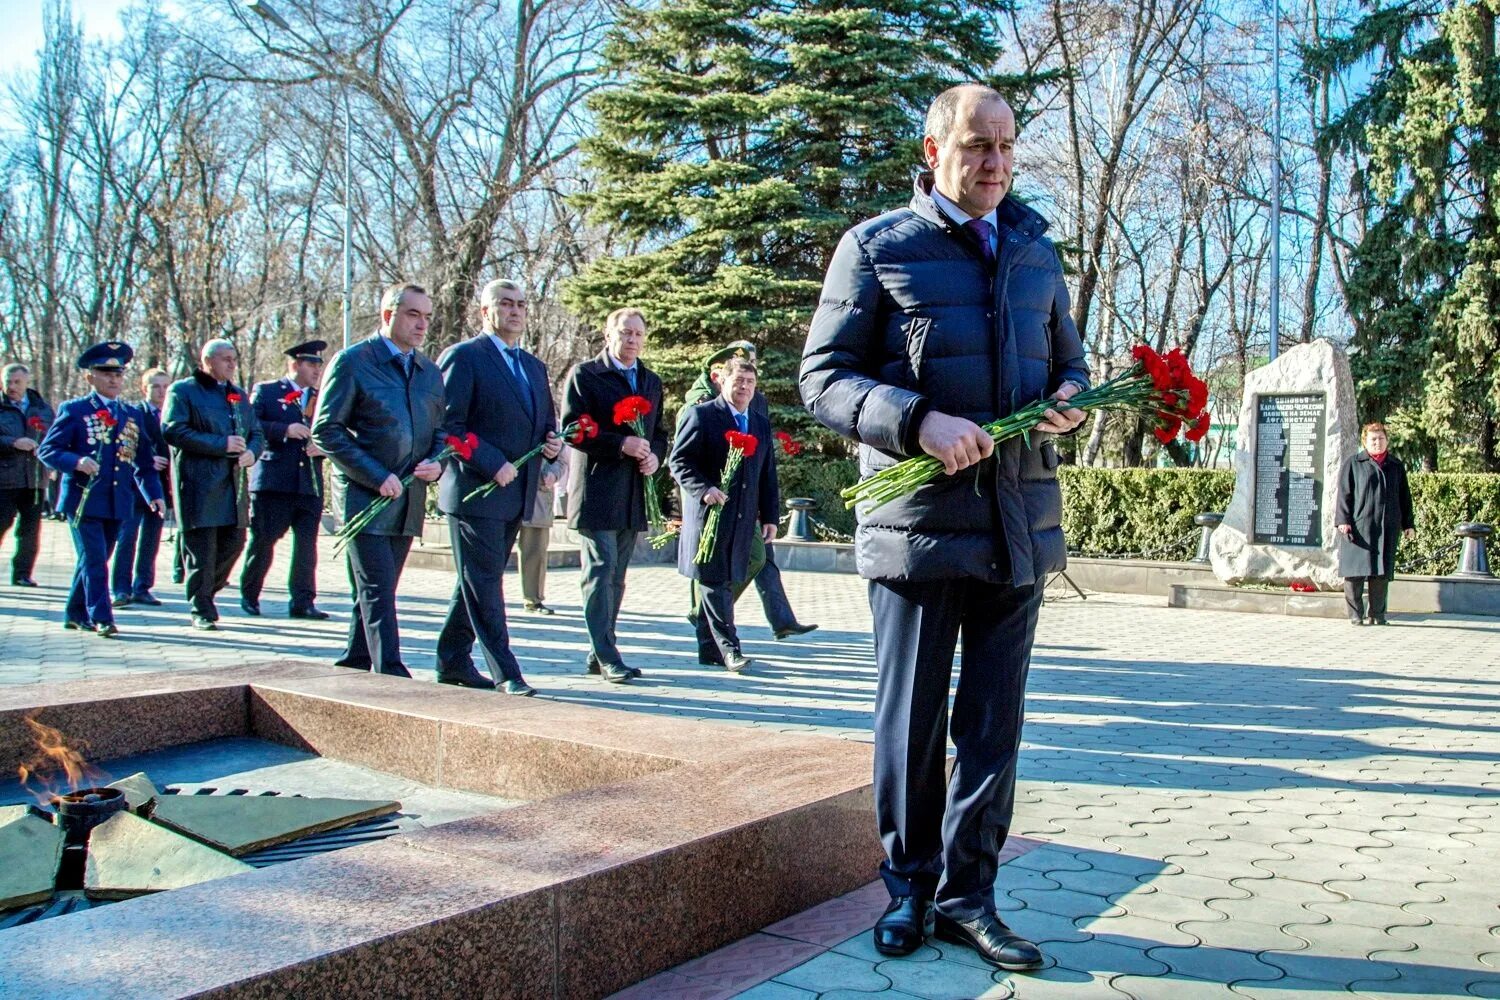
<box><xmin>63</xmin><ymin>618</ymin><xmax>92</xmax><ymax>631</ymax></box>
<box><xmin>437</xmin><ymin>671</ymin><xmax>496</xmax><ymax>690</ymax></box>
<box><xmin>376</xmin><ymin>664</ymin><xmax>413</xmax><ymax>679</ymax></box>
<box><xmin>1373</xmin><ymin>616</ymin><xmax>1389</xmax><ymax>626</ymax></box>
<box><xmin>499</xmin><ymin>679</ymin><xmax>537</xmax><ymax>697</ymax></box>
<box><xmin>585</xmin><ymin>654</ymin><xmax>601</xmax><ymax>675</ymax></box>
<box><xmin>873</xmin><ymin>896</ymin><xmax>935</xmax><ymax>956</ymax></box>
<box><xmin>626</xmin><ymin>665</ymin><xmax>642</xmax><ymax>678</ymax></box>
<box><xmin>240</xmin><ymin>599</ymin><xmax>261</xmax><ymax>616</ymax></box>
<box><xmin>95</xmin><ymin>623</ymin><xmax>120</xmax><ymax>639</ymax></box>
<box><xmin>12</xmin><ymin>577</ymin><xmax>38</xmax><ymax>587</ymax></box>
<box><xmin>1350</xmin><ymin>618</ymin><xmax>1366</xmax><ymax>626</ymax></box>
<box><xmin>934</xmin><ymin>913</ymin><xmax>1044</xmax><ymax>971</ymax></box>
<box><xmin>599</xmin><ymin>662</ymin><xmax>632</xmax><ymax>684</ymax></box>
<box><xmin>774</xmin><ymin>622</ymin><xmax>818</xmax><ymax>640</ymax></box>
<box><xmin>111</xmin><ymin>594</ymin><xmax>133</xmax><ymax>608</ymax></box>
<box><xmin>524</xmin><ymin>601</ymin><xmax>555</xmax><ymax>615</ymax></box>
<box><xmin>131</xmin><ymin>591</ymin><xmax>163</xmax><ymax>606</ymax></box>
<box><xmin>698</xmin><ymin>649</ymin><xmax>726</xmax><ymax>666</ymax></box>
<box><xmin>289</xmin><ymin>606</ymin><xmax>331</xmax><ymax>620</ymax></box>
<box><xmin>724</xmin><ymin>650</ymin><xmax>753</xmax><ymax>673</ymax></box>
<box><xmin>191</xmin><ymin>615</ymin><xmax>217</xmax><ymax>631</ymax></box>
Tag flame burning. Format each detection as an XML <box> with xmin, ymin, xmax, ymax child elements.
<box><xmin>16</xmin><ymin>715</ymin><xmax>103</xmax><ymax>806</ymax></box>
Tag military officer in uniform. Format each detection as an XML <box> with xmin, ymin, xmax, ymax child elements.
<box><xmin>239</xmin><ymin>340</ymin><xmax>330</xmax><ymax>619</ymax></box>
<box><xmin>38</xmin><ymin>343</ymin><xmax>165</xmax><ymax>637</ymax></box>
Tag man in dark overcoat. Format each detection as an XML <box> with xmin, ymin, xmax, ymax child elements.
<box><xmin>110</xmin><ymin>367</ymin><xmax>170</xmax><ymax>607</ymax></box>
<box><xmin>801</xmin><ymin>84</ymin><xmax>1089</xmax><ymax>969</ymax></box>
<box><xmin>434</xmin><ymin>279</ymin><xmax>559</xmax><ymax>696</ymax></box>
<box><xmin>163</xmin><ymin>339</ymin><xmax>263</xmax><ymax>630</ymax></box>
<box><xmin>1336</xmin><ymin>421</ymin><xmax>1415</xmax><ymax>625</ymax></box>
<box><xmin>38</xmin><ymin>343</ymin><xmax>165</xmax><ymax>637</ymax></box>
<box><xmin>312</xmin><ymin>283</ymin><xmax>446</xmax><ymax>677</ymax></box>
<box><xmin>239</xmin><ymin>340</ymin><xmax>330</xmax><ymax>620</ymax></box>
<box><xmin>0</xmin><ymin>362</ymin><xmax>54</xmax><ymax>587</ymax></box>
<box><xmin>669</xmin><ymin>356</ymin><xmax>779</xmax><ymax>672</ymax></box>
<box><xmin>560</xmin><ymin>307</ymin><xmax>668</xmax><ymax>683</ymax></box>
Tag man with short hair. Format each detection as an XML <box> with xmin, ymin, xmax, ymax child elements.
<box><xmin>670</xmin><ymin>356</ymin><xmax>778</xmax><ymax>672</ymax></box>
<box><xmin>163</xmin><ymin>340</ymin><xmax>264</xmax><ymax>630</ymax></box>
<box><xmin>110</xmin><ymin>367</ymin><xmax>170</xmax><ymax>607</ymax></box>
<box><xmin>680</xmin><ymin>341</ymin><xmax>817</xmax><ymax>641</ymax></box>
<box><xmin>801</xmin><ymin>84</ymin><xmax>1089</xmax><ymax>970</ymax></box>
<box><xmin>0</xmin><ymin>363</ymin><xmax>54</xmax><ymax>587</ymax></box>
<box><xmin>239</xmin><ymin>340</ymin><xmax>330</xmax><ymax>620</ymax></box>
<box><xmin>312</xmin><ymin>283</ymin><xmax>446</xmax><ymax>678</ymax></box>
<box><xmin>434</xmin><ymin>279</ymin><xmax>559</xmax><ymax>696</ymax></box>
<box><xmin>38</xmin><ymin>344</ymin><xmax>165</xmax><ymax>637</ymax></box>
<box><xmin>560</xmin><ymin>307</ymin><xmax>668</xmax><ymax>684</ymax></box>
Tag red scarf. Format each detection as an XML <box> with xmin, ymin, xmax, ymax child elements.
<box><xmin>1369</xmin><ymin>450</ymin><xmax>1388</xmax><ymax>466</ymax></box>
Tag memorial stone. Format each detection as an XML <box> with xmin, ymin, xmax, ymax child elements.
<box><xmin>1210</xmin><ymin>339</ymin><xmax>1359</xmax><ymax>588</ymax></box>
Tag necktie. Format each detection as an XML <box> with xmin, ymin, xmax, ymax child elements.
<box><xmin>964</xmin><ymin>218</ymin><xmax>997</xmax><ymax>269</ymax></box>
<box><xmin>624</xmin><ymin>366</ymin><xmax>637</xmax><ymax>393</ymax></box>
<box><xmin>734</xmin><ymin>411</ymin><xmax>748</xmax><ymax>435</ymax></box>
<box><xmin>402</xmin><ymin>353</ymin><xmax>413</xmax><ymax>378</ymax></box>
<box><xmin>302</xmin><ymin>387</ymin><xmax>316</xmax><ymax>420</ymax></box>
<box><xmin>505</xmin><ymin>348</ymin><xmax>530</xmax><ymax>389</ymax></box>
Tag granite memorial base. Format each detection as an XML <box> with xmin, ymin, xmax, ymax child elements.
<box><xmin>0</xmin><ymin>662</ymin><xmax>878</xmax><ymax>999</ymax></box>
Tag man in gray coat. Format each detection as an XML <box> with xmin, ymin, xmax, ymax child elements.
<box><xmin>801</xmin><ymin>84</ymin><xmax>1089</xmax><ymax>971</ymax></box>
<box><xmin>313</xmin><ymin>283</ymin><xmax>446</xmax><ymax>677</ymax></box>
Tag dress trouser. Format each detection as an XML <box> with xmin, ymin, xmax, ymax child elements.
<box><xmin>112</xmin><ymin>498</ymin><xmax>163</xmax><ymax>598</ymax></box>
<box><xmin>1344</xmin><ymin>576</ymin><xmax>1390</xmax><ymax>621</ymax></box>
<box><xmin>518</xmin><ymin>523</ymin><xmax>549</xmax><ymax>604</ymax></box>
<box><xmin>240</xmin><ymin>491</ymin><xmax>321</xmax><ymax>610</ymax></box>
<box><xmin>689</xmin><ymin>533</ymin><xmax>786</xmax><ymax>624</ymax></box>
<box><xmin>869</xmin><ymin>575</ymin><xmax>1045</xmax><ymax>922</ymax></box>
<box><xmin>577</xmin><ymin>528</ymin><xmax>636</xmax><ymax>665</ymax></box>
<box><xmin>435</xmin><ymin>514</ymin><xmax>525</xmax><ymax>683</ymax></box>
<box><xmin>67</xmin><ymin>517</ymin><xmax>121</xmax><ymax>626</ymax></box>
<box><xmin>696</xmin><ymin>580</ymin><xmax>742</xmax><ymax>661</ymax></box>
<box><xmin>180</xmin><ymin>524</ymin><xmax>246</xmax><ymax>620</ymax></box>
<box><xmin>0</xmin><ymin>486</ymin><xmax>43</xmax><ymax>581</ymax></box>
<box><xmin>338</xmin><ymin>532</ymin><xmax>413</xmax><ymax>674</ymax></box>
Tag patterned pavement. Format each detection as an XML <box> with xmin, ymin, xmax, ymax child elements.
<box><xmin>2</xmin><ymin>521</ymin><xmax>1498</xmax><ymax>998</ymax></box>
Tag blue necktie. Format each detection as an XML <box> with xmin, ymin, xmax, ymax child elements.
<box><xmin>624</xmin><ymin>366</ymin><xmax>637</xmax><ymax>393</ymax></box>
<box><xmin>505</xmin><ymin>348</ymin><xmax>534</xmax><ymax>415</ymax></box>
<box><xmin>734</xmin><ymin>411</ymin><xmax>748</xmax><ymax>435</ymax></box>
<box><xmin>964</xmin><ymin>217</ymin><xmax>997</xmax><ymax>268</ymax></box>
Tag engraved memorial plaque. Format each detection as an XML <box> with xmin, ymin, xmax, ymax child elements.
<box><xmin>1251</xmin><ymin>393</ymin><xmax>1325</xmax><ymax>547</ymax></box>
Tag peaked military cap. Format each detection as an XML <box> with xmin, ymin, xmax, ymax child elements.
<box><xmin>77</xmin><ymin>342</ymin><xmax>134</xmax><ymax>372</ymax></box>
<box><xmin>285</xmin><ymin>340</ymin><xmax>328</xmax><ymax>363</ymax></box>
<box><xmin>700</xmin><ymin>340</ymin><xmax>757</xmax><ymax>375</ymax></box>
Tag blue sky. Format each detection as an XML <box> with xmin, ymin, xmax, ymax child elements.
<box><xmin>0</xmin><ymin>0</ymin><xmax>137</xmax><ymax>75</ymax></box>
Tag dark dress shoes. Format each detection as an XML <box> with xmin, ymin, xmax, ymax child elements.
<box><xmin>191</xmin><ymin>615</ymin><xmax>218</xmax><ymax>631</ymax></box>
<box><xmin>1372</xmin><ymin>616</ymin><xmax>1390</xmax><ymax>625</ymax></box>
<box><xmin>598</xmin><ymin>662</ymin><xmax>632</xmax><ymax>684</ymax></box>
<box><xmin>935</xmin><ymin>912</ymin><xmax>1044</xmax><ymax>971</ymax></box>
<box><xmin>111</xmin><ymin>594</ymin><xmax>133</xmax><ymax>608</ymax></box>
<box><xmin>724</xmin><ymin>651</ymin><xmax>753</xmax><ymax>673</ymax></box>
<box><xmin>377</xmin><ymin>664</ymin><xmax>413</xmax><ymax>679</ymax></box>
<box><xmin>524</xmin><ymin>601</ymin><xmax>555</xmax><ymax>615</ymax></box>
<box><xmin>698</xmin><ymin>648</ymin><xmax>726</xmax><ymax>666</ymax></box>
<box><xmin>95</xmin><ymin>623</ymin><xmax>120</xmax><ymax>639</ymax></box>
<box><xmin>131</xmin><ymin>591</ymin><xmax>163</xmax><ymax>606</ymax></box>
<box><xmin>585</xmin><ymin>653</ymin><xmax>601</xmax><ymax>675</ymax></box>
<box><xmin>12</xmin><ymin>577</ymin><xmax>38</xmax><ymax>587</ymax></box>
<box><xmin>873</xmin><ymin>896</ymin><xmax>935</xmax><ymax>956</ymax></box>
<box><xmin>63</xmin><ymin>618</ymin><xmax>92</xmax><ymax>631</ymax></box>
<box><xmin>500</xmin><ymin>679</ymin><xmax>537</xmax><ymax>696</ymax></box>
<box><xmin>774</xmin><ymin>622</ymin><xmax>818</xmax><ymax>640</ymax></box>
<box><xmin>240</xmin><ymin>599</ymin><xmax>262</xmax><ymax>616</ymax></box>
<box><xmin>437</xmin><ymin>671</ymin><xmax>496</xmax><ymax>691</ymax></box>
<box><xmin>289</xmin><ymin>606</ymin><xmax>331</xmax><ymax>620</ymax></box>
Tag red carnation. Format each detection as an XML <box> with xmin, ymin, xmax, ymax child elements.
<box><xmin>774</xmin><ymin>430</ymin><xmax>803</xmax><ymax>456</ymax></box>
<box><xmin>613</xmin><ymin>395</ymin><xmax>652</xmax><ymax>426</ymax></box>
<box><xmin>566</xmin><ymin>414</ymin><xmax>600</xmax><ymax>445</ymax></box>
<box><xmin>95</xmin><ymin>408</ymin><xmax>116</xmax><ymax>428</ymax></box>
<box><xmin>226</xmin><ymin>392</ymin><xmax>243</xmax><ymax>405</ymax></box>
<box><xmin>444</xmin><ymin>433</ymin><xmax>477</xmax><ymax>461</ymax></box>
<box><xmin>282</xmin><ymin>390</ymin><xmax>303</xmax><ymax>405</ymax></box>
<box><xmin>1163</xmin><ymin>348</ymin><xmax>1192</xmax><ymax>387</ymax></box>
<box><xmin>724</xmin><ymin>429</ymin><xmax>759</xmax><ymax>457</ymax></box>
<box><xmin>1185</xmin><ymin>376</ymin><xmax>1209</xmax><ymax>415</ymax></box>
<box><xmin>27</xmin><ymin>416</ymin><xmax>46</xmax><ymax>432</ymax></box>
<box><xmin>1185</xmin><ymin>412</ymin><xmax>1211</xmax><ymax>443</ymax></box>
<box><xmin>1153</xmin><ymin>418</ymin><xmax>1182</xmax><ymax>444</ymax></box>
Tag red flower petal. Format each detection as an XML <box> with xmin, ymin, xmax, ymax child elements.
<box><xmin>1185</xmin><ymin>413</ymin><xmax>1211</xmax><ymax>442</ymax></box>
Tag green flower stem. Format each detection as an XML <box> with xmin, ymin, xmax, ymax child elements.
<box><xmin>693</xmin><ymin>449</ymin><xmax>746</xmax><ymax>564</ymax></box>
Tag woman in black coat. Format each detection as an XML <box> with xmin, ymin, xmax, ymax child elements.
<box><xmin>1335</xmin><ymin>422</ymin><xmax>1415</xmax><ymax>625</ymax></box>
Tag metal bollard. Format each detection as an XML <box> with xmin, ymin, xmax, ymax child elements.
<box><xmin>1193</xmin><ymin>512</ymin><xmax>1224</xmax><ymax>564</ymax></box>
<box><xmin>785</xmin><ymin>498</ymin><xmax>818</xmax><ymax>542</ymax></box>
<box><xmin>1452</xmin><ymin>522</ymin><xmax>1493</xmax><ymax>578</ymax></box>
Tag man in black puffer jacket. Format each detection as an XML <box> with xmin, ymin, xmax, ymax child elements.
<box><xmin>801</xmin><ymin>84</ymin><xmax>1089</xmax><ymax>972</ymax></box>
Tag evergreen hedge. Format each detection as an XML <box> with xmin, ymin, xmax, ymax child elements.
<box><xmin>785</xmin><ymin>463</ymin><xmax>1500</xmax><ymax>571</ymax></box>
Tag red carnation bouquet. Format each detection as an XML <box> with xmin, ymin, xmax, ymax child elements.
<box><xmin>694</xmin><ymin>430</ymin><xmax>758</xmax><ymax>564</ymax></box>
<box><xmin>332</xmin><ymin>433</ymin><xmax>476</xmax><ymax>555</ymax></box>
<box><xmin>614</xmin><ymin>394</ymin><xmax>664</xmax><ymax>530</ymax></box>
<box><xmin>841</xmin><ymin>343</ymin><xmax>1210</xmax><ymax>511</ymax></box>
<box><xmin>462</xmin><ymin>415</ymin><xmax>599</xmax><ymax>503</ymax></box>
<box><xmin>774</xmin><ymin>431</ymin><xmax>803</xmax><ymax>456</ymax></box>
<box><xmin>281</xmin><ymin>389</ymin><xmax>302</xmax><ymax>406</ymax></box>
<box><xmin>72</xmin><ymin>408</ymin><xmax>118</xmax><ymax>524</ymax></box>
<box><xmin>26</xmin><ymin>415</ymin><xmax>47</xmax><ymax>504</ymax></box>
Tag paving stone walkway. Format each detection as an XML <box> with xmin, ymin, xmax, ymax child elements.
<box><xmin>2</xmin><ymin>522</ymin><xmax>1498</xmax><ymax>998</ymax></box>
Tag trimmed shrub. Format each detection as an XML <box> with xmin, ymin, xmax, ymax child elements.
<box><xmin>1058</xmin><ymin>467</ymin><xmax>1233</xmax><ymax>557</ymax></box>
